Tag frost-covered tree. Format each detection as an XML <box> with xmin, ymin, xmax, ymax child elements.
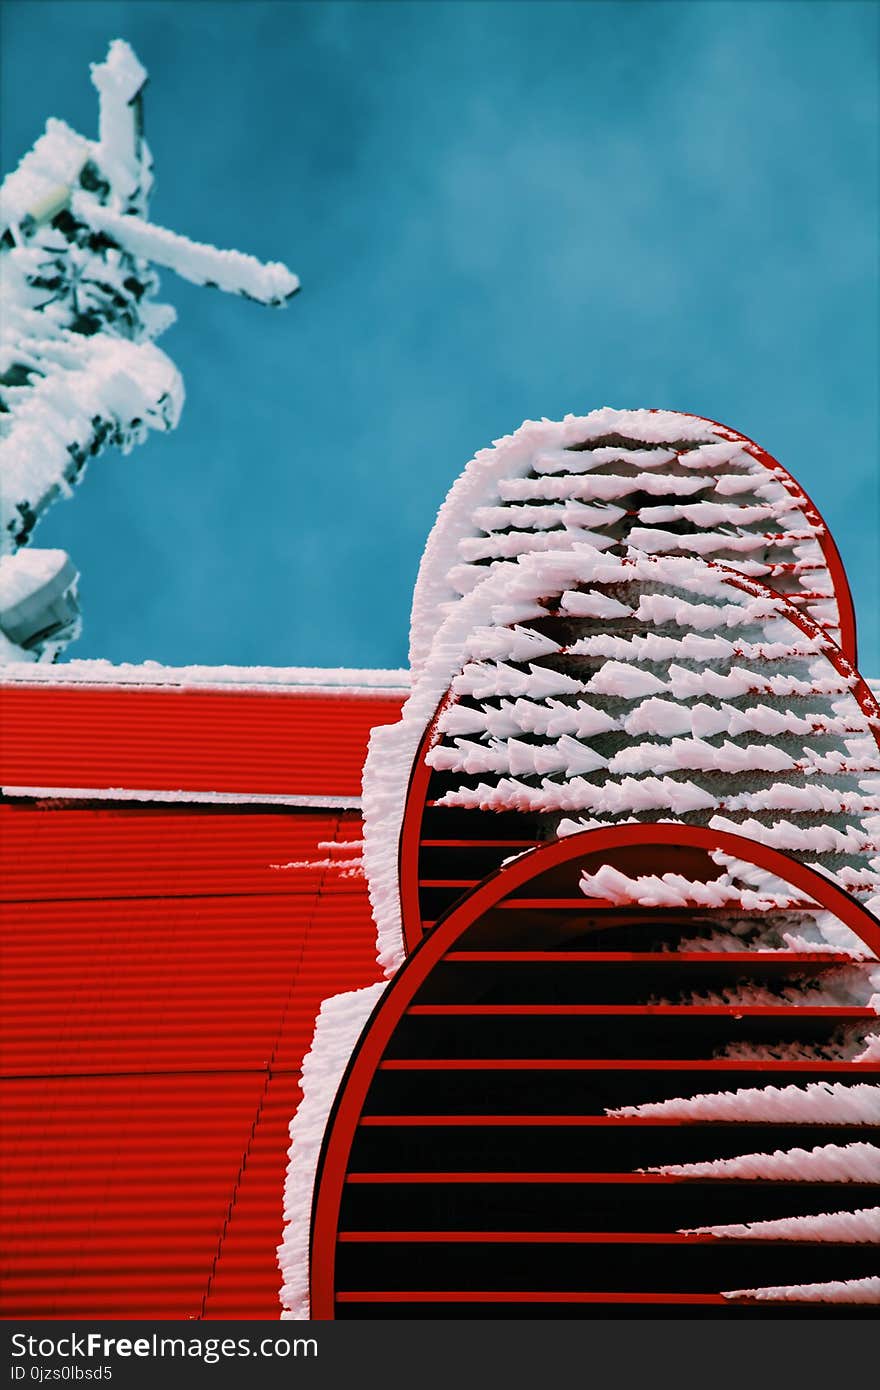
<box><xmin>0</xmin><ymin>39</ymin><xmax>298</xmax><ymax>661</ymax></box>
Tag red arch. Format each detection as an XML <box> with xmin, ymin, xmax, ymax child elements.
<box><xmin>397</xmin><ymin>564</ymin><xmax>880</xmax><ymax>956</ymax></box>
<box><xmin>658</xmin><ymin>411</ymin><xmax>857</xmax><ymax>665</ymax></box>
<box><xmin>310</xmin><ymin>823</ymin><xmax>880</xmax><ymax>1317</ymax></box>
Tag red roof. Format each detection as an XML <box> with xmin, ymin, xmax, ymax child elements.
<box><xmin>0</xmin><ymin>680</ymin><xmax>398</xmax><ymax>1318</ymax></box>
<box><xmin>0</xmin><ymin>682</ymin><xmax>404</xmax><ymax>798</ymax></box>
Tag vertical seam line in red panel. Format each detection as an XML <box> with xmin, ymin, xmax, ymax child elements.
<box><xmin>199</xmin><ymin>811</ymin><xmax>343</xmax><ymax>1318</ymax></box>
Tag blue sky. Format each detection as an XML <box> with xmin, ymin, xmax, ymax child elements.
<box><xmin>2</xmin><ymin>0</ymin><xmax>878</xmax><ymax>672</ymax></box>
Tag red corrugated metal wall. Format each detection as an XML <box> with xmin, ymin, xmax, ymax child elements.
<box><xmin>0</xmin><ymin>685</ymin><xmax>404</xmax><ymax>796</ymax></box>
<box><xmin>0</xmin><ymin>682</ymin><xmax>402</xmax><ymax>1318</ymax></box>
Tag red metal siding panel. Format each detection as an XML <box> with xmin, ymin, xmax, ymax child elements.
<box><xmin>1</xmin><ymin>725</ymin><xmax>384</xmax><ymax>1319</ymax></box>
<box><xmin>4</xmin><ymin>894</ymin><xmax>319</xmax><ymax>1075</ymax></box>
<box><xmin>0</xmin><ymin>805</ymin><xmax>353</xmax><ymax>901</ymax></box>
<box><xmin>1</xmin><ymin>1073</ymin><xmax>267</xmax><ymax>1318</ymax></box>
<box><xmin>202</xmin><ymin>890</ymin><xmax>384</xmax><ymax>1318</ymax></box>
<box><xmin>0</xmin><ymin>685</ymin><xmax>404</xmax><ymax>795</ymax></box>
<box><xmin>200</xmin><ymin>1079</ymin><xmax>304</xmax><ymax>1319</ymax></box>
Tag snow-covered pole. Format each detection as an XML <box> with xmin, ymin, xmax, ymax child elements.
<box><xmin>89</xmin><ymin>39</ymin><xmax>148</xmax><ymax>210</ymax></box>
<box><xmin>0</xmin><ymin>39</ymin><xmax>299</xmax><ymax>660</ymax></box>
<box><xmin>69</xmin><ymin>194</ymin><xmax>300</xmax><ymax>305</ymax></box>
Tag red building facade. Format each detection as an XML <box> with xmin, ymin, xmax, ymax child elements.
<box><xmin>2</xmin><ymin>410</ymin><xmax>878</xmax><ymax>1319</ymax></box>
<box><xmin>0</xmin><ymin>674</ymin><xmax>404</xmax><ymax>1317</ymax></box>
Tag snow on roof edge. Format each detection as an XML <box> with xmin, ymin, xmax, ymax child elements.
<box><xmin>1</xmin><ymin>785</ymin><xmax>363</xmax><ymax>810</ymax></box>
<box><xmin>0</xmin><ymin>659</ymin><xmax>410</xmax><ymax>694</ymax></box>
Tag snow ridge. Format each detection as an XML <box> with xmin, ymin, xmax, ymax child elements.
<box><xmin>278</xmin><ymin>983</ymin><xmax>386</xmax><ymax>1320</ymax></box>
<box><xmin>687</xmin><ymin>1208</ymin><xmax>880</xmax><ymax>1243</ymax></box>
<box><xmin>648</xmin><ymin>1141</ymin><xmax>880</xmax><ymax>1182</ymax></box>
<box><xmin>724</xmin><ymin>1276</ymin><xmax>880</xmax><ymax>1304</ymax></box>
<box><xmin>610</xmin><ymin>1082</ymin><xmax>880</xmax><ymax>1123</ymax></box>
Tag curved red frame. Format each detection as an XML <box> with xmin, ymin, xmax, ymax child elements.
<box><xmin>309</xmin><ymin>822</ymin><xmax>880</xmax><ymax>1317</ymax></box>
<box><xmin>398</xmin><ymin>563</ymin><xmax>880</xmax><ymax>956</ymax></box>
<box><xmin>657</xmin><ymin>411</ymin><xmax>857</xmax><ymax>665</ymax></box>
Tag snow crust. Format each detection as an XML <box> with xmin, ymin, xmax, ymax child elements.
<box><xmin>578</xmin><ymin>862</ymin><xmax>811</xmax><ymax>912</ymax></box>
<box><xmin>1</xmin><ymin>785</ymin><xmax>363</xmax><ymax>810</ymax></box>
<box><xmin>70</xmin><ymin>194</ymin><xmax>299</xmax><ymax>305</ymax></box>
<box><xmin>0</xmin><ymin>118</ymin><xmax>91</xmax><ymax>228</ymax></box>
<box><xmin>649</xmin><ymin>1141</ymin><xmax>880</xmax><ymax>1182</ymax></box>
<box><xmin>690</xmin><ymin>1207</ymin><xmax>880</xmax><ymax>1243</ymax></box>
<box><xmin>0</xmin><ymin>547</ymin><xmax>80</xmax><ymax>659</ymax></box>
<box><xmin>409</xmin><ymin>408</ymin><xmax>841</xmax><ymax>675</ymax></box>
<box><xmin>272</xmin><ymin>839</ymin><xmax>364</xmax><ymax>877</ymax></box>
<box><xmin>724</xmin><ymin>1276</ymin><xmax>880</xmax><ymax>1304</ymax></box>
<box><xmin>89</xmin><ymin>40</ymin><xmax>150</xmax><ymax>206</ymax></box>
<box><xmin>0</xmin><ymin>547</ymin><xmax>70</xmax><ymax>606</ymax></box>
<box><xmin>0</xmin><ymin>329</ymin><xmax>183</xmax><ymax>550</ymax></box>
<box><xmin>0</xmin><ymin>629</ymin><xmax>30</xmax><ymax>663</ymax></box>
<box><xmin>278</xmin><ymin>983</ymin><xmax>386</xmax><ymax>1320</ymax></box>
<box><xmin>610</xmin><ymin>1082</ymin><xmax>880</xmax><ymax>1123</ymax></box>
<box><xmin>0</xmin><ymin>659</ymin><xmax>409</xmax><ymax>691</ymax></box>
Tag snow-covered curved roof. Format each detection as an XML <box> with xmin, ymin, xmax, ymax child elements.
<box><xmin>409</xmin><ymin>408</ymin><xmax>852</xmax><ymax>676</ymax></box>
<box><xmin>289</xmin><ymin>398</ymin><xmax>878</xmax><ymax>1319</ymax></box>
<box><xmin>367</xmin><ymin>549</ymin><xmax>880</xmax><ymax>974</ymax></box>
